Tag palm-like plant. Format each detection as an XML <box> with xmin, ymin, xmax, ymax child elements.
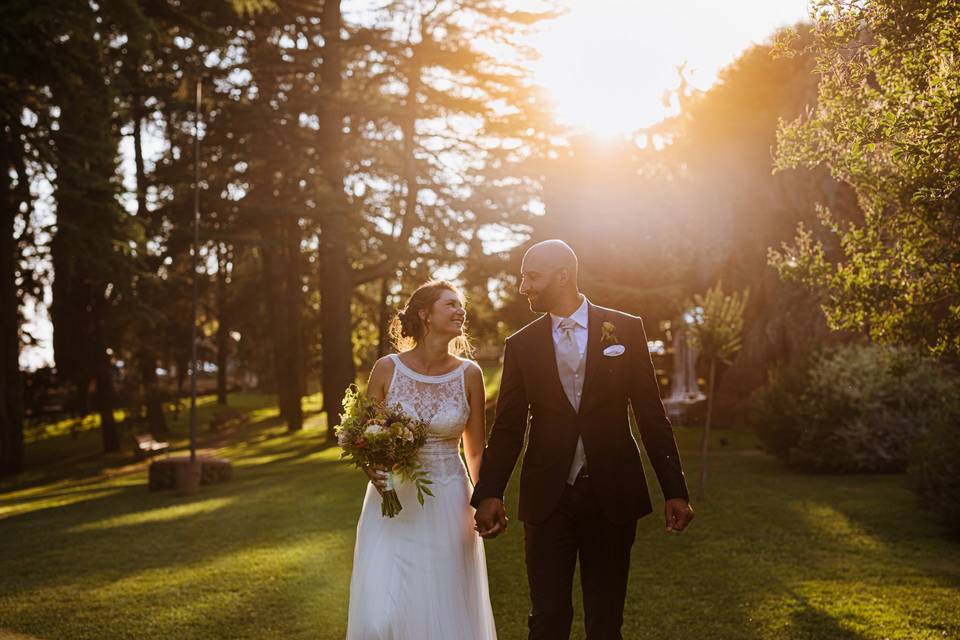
<box><xmin>685</xmin><ymin>282</ymin><xmax>748</xmax><ymax>500</ymax></box>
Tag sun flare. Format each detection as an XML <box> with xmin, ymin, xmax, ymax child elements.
<box><xmin>525</xmin><ymin>0</ymin><xmax>811</xmax><ymax>136</ymax></box>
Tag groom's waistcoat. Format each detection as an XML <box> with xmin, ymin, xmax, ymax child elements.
<box><xmin>471</xmin><ymin>303</ymin><xmax>689</xmax><ymax>525</ymax></box>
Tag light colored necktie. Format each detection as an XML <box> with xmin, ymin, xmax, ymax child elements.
<box><xmin>556</xmin><ymin>317</ymin><xmax>586</xmax><ymax>482</ymax></box>
<box><xmin>556</xmin><ymin>317</ymin><xmax>582</xmax><ymax>409</ymax></box>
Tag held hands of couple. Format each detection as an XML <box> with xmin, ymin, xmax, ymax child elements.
<box><xmin>474</xmin><ymin>497</ymin><xmax>509</xmax><ymax>539</ymax></box>
<box><xmin>376</xmin><ymin>472</ymin><xmax>690</xmax><ymax>534</ymax></box>
<box><xmin>664</xmin><ymin>498</ymin><xmax>694</xmax><ymax>533</ymax></box>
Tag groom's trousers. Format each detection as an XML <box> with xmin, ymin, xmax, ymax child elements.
<box><xmin>523</xmin><ymin>474</ymin><xmax>637</xmax><ymax>640</ymax></box>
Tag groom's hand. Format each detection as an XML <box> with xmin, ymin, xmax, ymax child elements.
<box><xmin>665</xmin><ymin>498</ymin><xmax>694</xmax><ymax>533</ymax></box>
<box><xmin>474</xmin><ymin>497</ymin><xmax>508</xmax><ymax>539</ymax></box>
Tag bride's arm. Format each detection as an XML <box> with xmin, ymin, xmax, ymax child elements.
<box><xmin>366</xmin><ymin>356</ymin><xmax>394</xmax><ymax>402</ymax></box>
<box><xmin>462</xmin><ymin>362</ymin><xmax>487</xmax><ymax>486</ymax></box>
<box><xmin>362</xmin><ymin>357</ymin><xmax>394</xmax><ymax>492</ymax></box>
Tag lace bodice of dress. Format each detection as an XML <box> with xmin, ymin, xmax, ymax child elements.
<box><xmin>386</xmin><ymin>354</ymin><xmax>471</xmax><ymax>482</ymax></box>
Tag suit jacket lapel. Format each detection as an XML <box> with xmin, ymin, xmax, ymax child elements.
<box><xmin>535</xmin><ymin>313</ymin><xmax>578</xmax><ymax>415</ymax></box>
<box><xmin>579</xmin><ymin>303</ymin><xmax>603</xmax><ymax>412</ymax></box>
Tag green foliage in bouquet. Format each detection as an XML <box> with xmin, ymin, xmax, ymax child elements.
<box><xmin>752</xmin><ymin>343</ymin><xmax>960</xmax><ymax>473</ymax></box>
<box><xmin>336</xmin><ymin>385</ymin><xmax>434</xmax><ymax>516</ymax></box>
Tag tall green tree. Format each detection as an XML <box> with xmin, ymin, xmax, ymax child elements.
<box><xmin>50</xmin><ymin>2</ymin><xmax>139</xmax><ymax>452</ymax></box>
<box><xmin>0</xmin><ymin>120</ymin><xmax>26</xmax><ymax>475</ymax></box>
<box><xmin>317</xmin><ymin>0</ymin><xmax>556</xmax><ymax>439</ymax></box>
<box><xmin>141</xmin><ymin>1</ymin><xmax>268</xmax><ymax>423</ymax></box>
<box><xmin>107</xmin><ymin>0</ymin><xmax>222</xmax><ymax>432</ymax></box>
<box><xmin>0</xmin><ymin>0</ymin><xmax>66</xmax><ymax>473</ymax></box>
<box><xmin>315</xmin><ymin>0</ymin><xmax>355</xmax><ymax>439</ymax></box>
<box><xmin>771</xmin><ymin>0</ymin><xmax>960</xmax><ymax>361</ymax></box>
<box><xmin>228</xmin><ymin>4</ymin><xmax>326</xmax><ymax>430</ymax></box>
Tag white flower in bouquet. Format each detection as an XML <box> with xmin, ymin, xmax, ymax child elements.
<box><xmin>364</xmin><ymin>420</ymin><xmax>385</xmax><ymax>436</ymax></box>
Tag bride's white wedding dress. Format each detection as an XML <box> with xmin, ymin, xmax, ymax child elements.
<box><xmin>346</xmin><ymin>354</ymin><xmax>497</xmax><ymax>640</ymax></box>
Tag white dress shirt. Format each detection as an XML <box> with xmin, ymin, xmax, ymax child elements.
<box><xmin>550</xmin><ymin>295</ymin><xmax>589</xmax><ymax>484</ymax></box>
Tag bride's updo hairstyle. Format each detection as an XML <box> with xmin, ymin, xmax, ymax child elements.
<box><xmin>389</xmin><ymin>280</ymin><xmax>474</xmax><ymax>357</ymax></box>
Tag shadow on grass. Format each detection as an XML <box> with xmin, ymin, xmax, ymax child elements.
<box><xmin>786</xmin><ymin>589</ymin><xmax>868</xmax><ymax>640</ymax></box>
<box><xmin>1</xmin><ymin>455</ymin><xmax>358</xmax><ymax>595</ymax></box>
<box><xmin>0</xmin><ymin>392</ymin><xmax>354</xmax><ymax>638</ymax></box>
<box><xmin>1</xmin><ymin>473</ymin><xmax>358</xmax><ymax>638</ymax></box>
<box><xmin>0</xmin><ymin>400</ymin><xmax>320</xmax><ymax>505</ymax></box>
<box><xmin>1</xmin><ymin>393</ymin><xmax>288</xmax><ymax>496</ymax></box>
<box><xmin>602</xmin><ymin>449</ymin><xmax>960</xmax><ymax>640</ymax></box>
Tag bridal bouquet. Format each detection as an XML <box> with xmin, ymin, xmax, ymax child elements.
<box><xmin>336</xmin><ymin>385</ymin><xmax>434</xmax><ymax>517</ymax></box>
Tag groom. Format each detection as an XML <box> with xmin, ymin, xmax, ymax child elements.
<box><xmin>472</xmin><ymin>239</ymin><xmax>694</xmax><ymax>640</ymax></box>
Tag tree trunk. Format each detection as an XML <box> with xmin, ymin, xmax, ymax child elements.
<box><xmin>92</xmin><ymin>297</ymin><xmax>120</xmax><ymax>452</ymax></box>
<box><xmin>261</xmin><ymin>234</ymin><xmax>289</xmax><ymax>417</ymax></box>
<box><xmin>0</xmin><ymin>124</ymin><xmax>24</xmax><ymax>476</ymax></box>
<box><xmin>319</xmin><ymin>224</ymin><xmax>354</xmax><ymax>440</ymax></box>
<box><xmin>139</xmin><ymin>350</ymin><xmax>168</xmax><ymax>434</ymax></box>
<box><xmin>50</xmin><ymin>237</ymin><xmax>95</xmax><ymax>419</ymax></box>
<box><xmin>371</xmin><ymin>71</ymin><xmax>416</xmax><ymax>362</ymax></box>
<box><xmin>52</xmin><ymin>10</ymin><xmax>123</xmax><ymax>454</ymax></box>
<box><xmin>174</xmin><ymin>353</ymin><xmax>187</xmax><ymax>422</ymax></box>
<box><xmin>132</xmin><ymin>92</ymin><xmax>147</xmax><ymax>218</ymax></box>
<box><xmin>261</xmin><ymin>227</ymin><xmax>303</xmax><ymax>430</ymax></box>
<box><xmin>132</xmin><ymin>88</ymin><xmax>166</xmax><ymax>434</ymax></box>
<box><xmin>318</xmin><ymin>0</ymin><xmax>355</xmax><ymax>442</ymax></box>
<box><xmin>698</xmin><ymin>357</ymin><xmax>717</xmax><ymax>501</ymax></box>
<box><xmin>216</xmin><ymin>243</ymin><xmax>229</xmax><ymax>405</ymax></box>
<box><xmin>282</xmin><ymin>228</ymin><xmax>304</xmax><ymax>431</ymax></box>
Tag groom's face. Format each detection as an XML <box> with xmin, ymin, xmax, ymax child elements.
<box><xmin>519</xmin><ymin>258</ymin><xmax>562</xmax><ymax>313</ymax></box>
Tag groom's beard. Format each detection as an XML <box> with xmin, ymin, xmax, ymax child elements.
<box><xmin>525</xmin><ymin>292</ymin><xmax>551</xmax><ymax>313</ymax></box>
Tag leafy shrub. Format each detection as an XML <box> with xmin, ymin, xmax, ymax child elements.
<box><xmin>909</xmin><ymin>409</ymin><xmax>960</xmax><ymax>533</ymax></box>
<box><xmin>752</xmin><ymin>343</ymin><xmax>960</xmax><ymax>473</ymax></box>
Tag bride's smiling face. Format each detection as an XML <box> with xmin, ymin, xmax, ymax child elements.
<box><xmin>421</xmin><ymin>289</ymin><xmax>467</xmax><ymax>338</ymax></box>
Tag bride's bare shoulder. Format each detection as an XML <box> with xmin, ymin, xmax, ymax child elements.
<box><xmin>372</xmin><ymin>354</ymin><xmax>397</xmax><ymax>371</ymax></box>
<box><xmin>458</xmin><ymin>358</ymin><xmax>483</xmax><ymax>378</ymax></box>
<box><xmin>367</xmin><ymin>355</ymin><xmax>397</xmax><ymax>398</ymax></box>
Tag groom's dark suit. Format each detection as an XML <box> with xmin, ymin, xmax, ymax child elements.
<box><xmin>471</xmin><ymin>301</ymin><xmax>689</xmax><ymax>639</ymax></box>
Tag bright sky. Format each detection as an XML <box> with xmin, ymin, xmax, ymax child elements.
<box><xmin>526</xmin><ymin>0</ymin><xmax>811</xmax><ymax>136</ymax></box>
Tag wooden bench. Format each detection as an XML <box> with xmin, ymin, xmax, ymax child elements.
<box><xmin>133</xmin><ymin>433</ymin><xmax>169</xmax><ymax>460</ymax></box>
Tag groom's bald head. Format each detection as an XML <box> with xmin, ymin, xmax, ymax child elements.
<box><xmin>524</xmin><ymin>240</ymin><xmax>579</xmax><ymax>279</ymax></box>
<box><xmin>519</xmin><ymin>240</ymin><xmax>580</xmax><ymax>313</ymax></box>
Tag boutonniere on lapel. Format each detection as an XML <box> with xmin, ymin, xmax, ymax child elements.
<box><xmin>600</xmin><ymin>321</ymin><xmax>626</xmax><ymax>357</ymax></box>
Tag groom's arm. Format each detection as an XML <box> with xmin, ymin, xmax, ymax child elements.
<box><xmin>627</xmin><ymin>316</ymin><xmax>690</xmax><ymax>503</ymax></box>
<box><xmin>470</xmin><ymin>338</ymin><xmax>529</xmax><ymax>509</ymax></box>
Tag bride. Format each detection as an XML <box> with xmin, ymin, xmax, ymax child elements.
<box><xmin>345</xmin><ymin>280</ymin><xmax>497</xmax><ymax>640</ymax></box>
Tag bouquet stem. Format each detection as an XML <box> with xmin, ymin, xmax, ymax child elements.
<box><xmin>380</xmin><ymin>471</ymin><xmax>403</xmax><ymax>518</ymax></box>
<box><xmin>381</xmin><ymin>489</ymin><xmax>403</xmax><ymax>517</ymax></box>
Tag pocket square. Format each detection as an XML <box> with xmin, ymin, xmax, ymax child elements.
<box><xmin>603</xmin><ymin>344</ymin><xmax>626</xmax><ymax>357</ymax></box>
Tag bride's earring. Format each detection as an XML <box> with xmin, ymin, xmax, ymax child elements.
<box><xmin>420</xmin><ymin>312</ymin><xmax>430</xmax><ymax>338</ymax></box>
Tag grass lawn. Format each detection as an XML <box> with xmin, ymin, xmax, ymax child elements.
<box><xmin>1</xmin><ymin>393</ymin><xmax>958</xmax><ymax>639</ymax></box>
